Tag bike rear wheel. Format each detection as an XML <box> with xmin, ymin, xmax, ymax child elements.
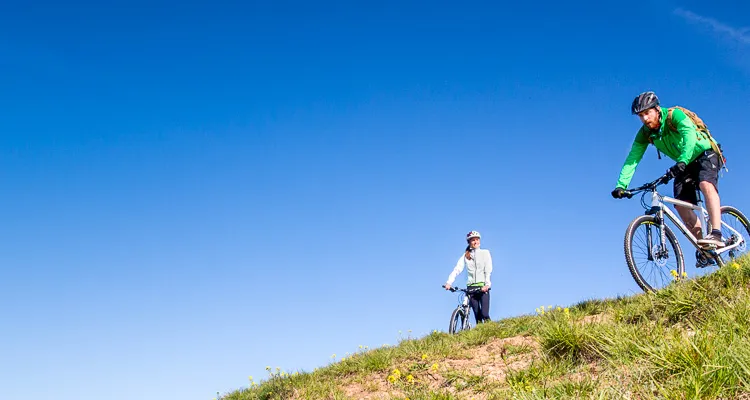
<box><xmin>625</xmin><ymin>215</ymin><xmax>685</xmax><ymax>292</ymax></box>
<box><xmin>449</xmin><ymin>307</ymin><xmax>469</xmax><ymax>334</ymax></box>
<box><xmin>717</xmin><ymin>206</ymin><xmax>750</xmax><ymax>264</ymax></box>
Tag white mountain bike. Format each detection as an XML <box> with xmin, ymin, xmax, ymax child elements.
<box><xmin>621</xmin><ymin>173</ymin><xmax>749</xmax><ymax>292</ymax></box>
<box><xmin>444</xmin><ymin>286</ymin><xmax>483</xmax><ymax>334</ymax></box>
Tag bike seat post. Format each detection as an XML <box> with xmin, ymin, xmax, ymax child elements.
<box><xmin>695</xmin><ymin>190</ymin><xmax>711</xmax><ymax>235</ymax></box>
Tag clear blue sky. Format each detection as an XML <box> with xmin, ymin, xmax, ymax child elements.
<box><xmin>1</xmin><ymin>1</ymin><xmax>749</xmax><ymax>399</ymax></box>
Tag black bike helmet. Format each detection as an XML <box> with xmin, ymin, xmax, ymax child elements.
<box><xmin>631</xmin><ymin>91</ymin><xmax>660</xmax><ymax>114</ymax></box>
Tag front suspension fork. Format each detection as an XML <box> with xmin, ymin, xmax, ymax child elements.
<box><xmin>645</xmin><ymin>208</ymin><xmax>667</xmax><ymax>261</ymax></box>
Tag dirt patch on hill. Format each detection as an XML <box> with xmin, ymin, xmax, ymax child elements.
<box><xmin>340</xmin><ymin>335</ymin><xmax>541</xmax><ymax>399</ymax></box>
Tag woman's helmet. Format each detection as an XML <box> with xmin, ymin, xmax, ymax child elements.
<box><xmin>466</xmin><ymin>231</ymin><xmax>481</xmax><ymax>241</ymax></box>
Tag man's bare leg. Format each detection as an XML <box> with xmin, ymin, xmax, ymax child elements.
<box><xmin>700</xmin><ymin>181</ymin><xmax>722</xmax><ymax>233</ymax></box>
<box><xmin>676</xmin><ymin>205</ymin><xmax>702</xmax><ymax>239</ymax></box>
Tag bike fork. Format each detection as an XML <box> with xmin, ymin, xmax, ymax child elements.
<box><xmin>659</xmin><ymin>208</ymin><xmax>667</xmax><ymax>252</ymax></box>
<box><xmin>646</xmin><ymin>225</ymin><xmax>654</xmax><ymax>261</ymax></box>
<box><xmin>463</xmin><ymin>297</ymin><xmax>471</xmax><ymax>329</ymax></box>
<box><xmin>645</xmin><ymin>206</ymin><xmax>667</xmax><ymax>261</ymax></box>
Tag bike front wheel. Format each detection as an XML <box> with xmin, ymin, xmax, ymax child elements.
<box><xmin>449</xmin><ymin>307</ymin><xmax>470</xmax><ymax>334</ymax></box>
<box><xmin>624</xmin><ymin>215</ymin><xmax>685</xmax><ymax>292</ymax></box>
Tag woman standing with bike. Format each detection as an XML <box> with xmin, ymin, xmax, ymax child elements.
<box><xmin>443</xmin><ymin>231</ymin><xmax>493</xmax><ymax>324</ymax></box>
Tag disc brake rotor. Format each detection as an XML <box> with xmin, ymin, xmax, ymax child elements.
<box><xmin>653</xmin><ymin>246</ymin><xmax>669</xmax><ymax>267</ymax></box>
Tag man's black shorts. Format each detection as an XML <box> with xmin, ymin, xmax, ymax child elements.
<box><xmin>674</xmin><ymin>150</ymin><xmax>722</xmax><ymax>205</ymax></box>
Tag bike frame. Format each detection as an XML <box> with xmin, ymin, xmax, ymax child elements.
<box><xmin>649</xmin><ymin>190</ymin><xmax>744</xmax><ymax>256</ymax></box>
<box><xmin>458</xmin><ymin>292</ymin><xmax>471</xmax><ymax>330</ymax></box>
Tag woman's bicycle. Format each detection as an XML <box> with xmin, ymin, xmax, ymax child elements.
<box><xmin>621</xmin><ymin>173</ymin><xmax>749</xmax><ymax>292</ymax></box>
<box><xmin>443</xmin><ymin>286</ymin><xmax>483</xmax><ymax>334</ymax></box>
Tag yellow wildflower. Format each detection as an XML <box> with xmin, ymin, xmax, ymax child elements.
<box><xmin>670</xmin><ymin>269</ymin><xmax>678</xmax><ymax>278</ymax></box>
<box><xmin>732</xmin><ymin>262</ymin><xmax>740</xmax><ymax>270</ymax></box>
<box><xmin>431</xmin><ymin>363</ymin><xmax>439</xmax><ymax>372</ymax></box>
<box><xmin>682</xmin><ymin>271</ymin><xmax>688</xmax><ymax>278</ymax></box>
<box><xmin>391</xmin><ymin>371</ymin><xmax>401</xmax><ymax>383</ymax></box>
<box><xmin>406</xmin><ymin>374</ymin><xmax>414</xmax><ymax>383</ymax></box>
<box><xmin>421</xmin><ymin>353</ymin><xmax>427</xmax><ymax>361</ymax></box>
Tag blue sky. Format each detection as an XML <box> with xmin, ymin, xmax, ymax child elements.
<box><xmin>1</xmin><ymin>1</ymin><xmax>749</xmax><ymax>399</ymax></box>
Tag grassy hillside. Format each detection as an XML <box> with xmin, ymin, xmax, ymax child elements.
<box><xmin>220</xmin><ymin>256</ymin><xmax>750</xmax><ymax>399</ymax></box>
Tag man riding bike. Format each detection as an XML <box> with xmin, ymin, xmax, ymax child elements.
<box><xmin>611</xmin><ymin>91</ymin><xmax>726</xmax><ymax>268</ymax></box>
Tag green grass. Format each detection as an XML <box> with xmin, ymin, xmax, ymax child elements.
<box><xmin>219</xmin><ymin>256</ymin><xmax>750</xmax><ymax>400</ymax></box>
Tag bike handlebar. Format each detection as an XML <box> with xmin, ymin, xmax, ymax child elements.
<box><xmin>623</xmin><ymin>173</ymin><xmax>671</xmax><ymax>198</ymax></box>
<box><xmin>442</xmin><ymin>285</ymin><xmax>485</xmax><ymax>294</ymax></box>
